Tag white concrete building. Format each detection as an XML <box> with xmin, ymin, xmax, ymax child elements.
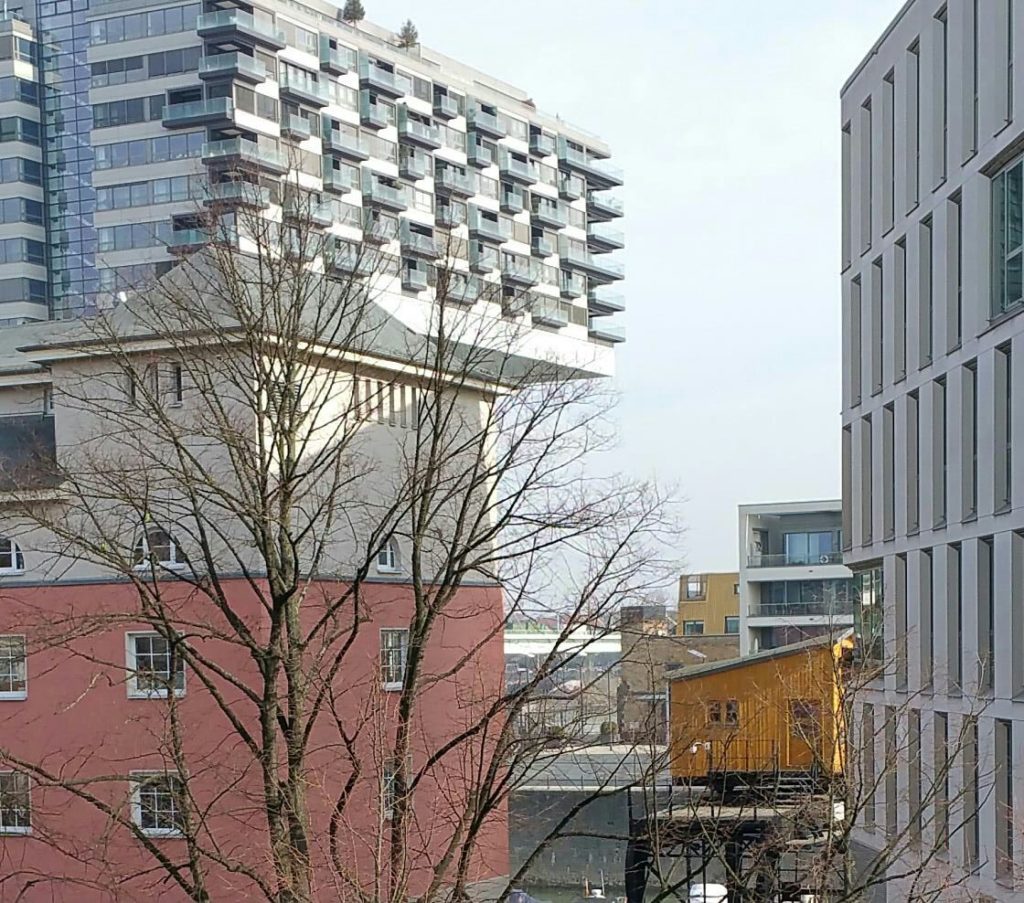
<box><xmin>737</xmin><ymin>500</ymin><xmax>854</xmax><ymax>657</ymax></box>
<box><xmin>842</xmin><ymin>1</ymin><xmax>1024</xmax><ymax>898</ymax></box>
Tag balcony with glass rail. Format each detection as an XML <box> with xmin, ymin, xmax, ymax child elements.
<box><xmin>322</xmin><ymin>162</ymin><xmax>355</xmax><ymax>194</ymax></box>
<box><xmin>468</xmin><ymin>207</ymin><xmax>510</xmax><ymax>244</ymax></box>
<box><xmin>361</xmin><ymin>176</ymin><xmax>408</xmax><ymax>211</ymax></box>
<box><xmin>319</xmin><ymin>35</ymin><xmax>356</xmax><ymax>75</ymax></box>
<box><xmin>400</xmin><ymin>221</ymin><xmax>438</xmax><ymax>258</ymax></box>
<box><xmin>399</xmin><ymin>148</ymin><xmax>429</xmax><ymax>181</ymax></box>
<box><xmin>204</xmin><ymin>181</ymin><xmax>271</xmax><ymax>209</ymax></box>
<box><xmin>530</xmin><ymin>295</ymin><xmax>570</xmax><ymax>328</ymax></box>
<box><xmin>560</xmin><ymin>270</ymin><xmax>585</xmax><ymax>298</ymax></box>
<box><xmin>197</xmin><ymin>9</ymin><xmax>285</xmax><ymax>49</ymax></box>
<box><xmin>284</xmin><ymin>196</ymin><xmax>333</xmax><ymax>227</ymax></box>
<box><xmin>558</xmin><ymin>237</ymin><xmax>623</xmax><ymax>283</ymax></box>
<box><xmin>322</xmin><ymin>124</ymin><xmax>369</xmax><ymax>161</ymax></box>
<box><xmin>435</xmin><ymin>165</ymin><xmax>475</xmax><ymax>197</ymax></box>
<box><xmin>470</xmin><ymin>242</ymin><xmax>499</xmax><ymax>273</ymax></box>
<box><xmin>402</xmin><ymin>264</ymin><xmax>429</xmax><ymax>292</ymax></box>
<box><xmin>198</xmin><ymin>52</ymin><xmax>266</xmax><ymax>84</ymax></box>
<box><xmin>467</xmin><ymin>139</ymin><xmax>493</xmax><ymax>169</ymax></box>
<box><xmin>330</xmin><ymin>241</ymin><xmax>375</xmax><ymax>277</ymax></box>
<box><xmin>530</xmin><ymin>131</ymin><xmax>556</xmax><ymax>157</ymax></box>
<box><xmin>201</xmin><ymin>137</ymin><xmax>287</xmax><ymax>174</ymax></box>
<box><xmin>501</xmin><ymin>255</ymin><xmax>539</xmax><ymax>287</ymax></box>
<box><xmin>587</xmin><ymin>288</ymin><xmax>624</xmax><ymax>315</ymax></box>
<box><xmin>558</xmin><ymin>171</ymin><xmax>585</xmax><ymax>201</ymax></box>
<box><xmin>587</xmin><ymin>190</ymin><xmax>624</xmax><ymax>221</ymax></box>
<box><xmin>746</xmin><ymin>551</ymin><xmax>845</xmax><ymax>568</ymax></box>
<box><xmin>358</xmin><ymin>54</ymin><xmax>409</xmax><ymax>98</ymax></box>
<box><xmin>531</xmin><ymin>232</ymin><xmax>555</xmax><ymax>258</ymax></box>
<box><xmin>163</xmin><ymin>97</ymin><xmax>233</xmax><ymax>129</ymax></box>
<box><xmin>587</xmin><ymin>222</ymin><xmax>624</xmax><ymax>252</ymax></box>
<box><xmin>747</xmin><ymin>601</ymin><xmax>856</xmax><ymax>619</ymax></box>
<box><xmin>587</xmin><ymin>321</ymin><xmax>625</xmax><ymax>343</ymax></box>
<box><xmin>500</xmin><ymin>184</ymin><xmax>525</xmax><ymax>215</ymax></box>
<box><xmin>168</xmin><ymin>229</ymin><xmax>210</xmax><ymax>253</ymax></box>
<box><xmin>280</xmin><ymin>70</ymin><xmax>329</xmax><ymax>107</ymax></box>
<box><xmin>557</xmin><ymin>137</ymin><xmax>623</xmax><ymax>189</ymax></box>
<box><xmin>498</xmin><ymin>147</ymin><xmax>536</xmax><ymax>185</ymax></box>
<box><xmin>281</xmin><ymin>113</ymin><xmax>312</xmax><ymax>141</ymax></box>
<box><xmin>467</xmin><ymin>104</ymin><xmax>504</xmax><ymax>139</ymax></box>
<box><xmin>398</xmin><ymin>106</ymin><xmax>441</xmax><ymax>149</ymax></box>
<box><xmin>531</xmin><ymin>196</ymin><xmax>567</xmax><ymax>230</ymax></box>
<box><xmin>433</xmin><ymin>92</ymin><xmax>459</xmax><ymax>121</ymax></box>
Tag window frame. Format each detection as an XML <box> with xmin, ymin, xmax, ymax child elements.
<box><xmin>132</xmin><ymin>526</ymin><xmax>185</xmax><ymax>571</ymax></box>
<box><xmin>0</xmin><ymin>771</ymin><xmax>30</xmax><ymax>834</ymax></box>
<box><xmin>0</xmin><ymin>635</ymin><xmax>26</xmax><ymax>700</ymax></box>
<box><xmin>380</xmin><ymin>627</ymin><xmax>409</xmax><ymax>691</ymax></box>
<box><xmin>0</xmin><ymin>536</ymin><xmax>24</xmax><ymax>574</ymax></box>
<box><xmin>130</xmin><ymin>772</ymin><xmax>185</xmax><ymax>837</ymax></box>
<box><xmin>682</xmin><ymin>619</ymin><xmax>704</xmax><ymax>636</ymax></box>
<box><xmin>125</xmin><ymin>631</ymin><xmax>185</xmax><ymax>699</ymax></box>
<box><xmin>376</xmin><ymin>537</ymin><xmax>400</xmax><ymax>574</ymax></box>
<box><xmin>724</xmin><ymin>616</ymin><xmax>740</xmax><ymax>635</ymax></box>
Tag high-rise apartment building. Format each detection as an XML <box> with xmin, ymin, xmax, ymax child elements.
<box><xmin>737</xmin><ymin>501</ymin><xmax>854</xmax><ymax>656</ymax></box>
<box><xmin>842</xmin><ymin>2</ymin><xmax>1021</xmax><ymax>897</ymax></box>
<box><xmin>0</xmin><ymin>2</ymin><xmax>624</xmax><ymax>899</ymax></box>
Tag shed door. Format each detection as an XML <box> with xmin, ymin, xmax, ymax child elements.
<box><xmin>787</xmin><ymin>699</ymin><xmax>822</xmax><ymax>769</ymax></box>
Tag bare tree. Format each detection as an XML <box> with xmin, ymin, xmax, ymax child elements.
<box><xmin>0</xmin><ymin>194</ymin><xmax>665</xmax><ymax>903</ymax></box>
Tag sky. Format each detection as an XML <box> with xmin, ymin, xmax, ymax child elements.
<box><xmin>363</xmin><ymin>0</ymin><xmax>903</xmax><ymax>571</ymax></box>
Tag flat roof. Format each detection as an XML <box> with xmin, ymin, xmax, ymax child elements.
<box><xmin>840</xmin><ymin>0</ymin><xmax>916</xmax><ymax>96</ymax></box>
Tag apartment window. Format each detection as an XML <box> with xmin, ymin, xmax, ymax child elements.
<box><xmin>908</xmin><ymin>708</ymin><xmax>922</xmax><ymax>842</ymax></box>
<box><xmin>935</xmin><ymin>7</ymin><xmax>948</xmax><ymax>182</ymax></box>
<box><xmin>0</xmin><ymin>635</ymin><xmax>25</xmax><ymax>700</ymax></box>
<box><xmin>0</xmin><ymin>537</ymin><xmax>24</xmax><ymax>574</ymax></box>
<box><xmin>884</xmin><ymin>706</ymin><xmax>897</xmax><ymax>836</ymax></box>
<box><xmin>170</xmin><ymin>365</ymin><xmax>183</xmax><ymax>406</ymax></box>
<box><xmin>783</xmin><ymin>531</ymin><xmax>838</xmax><ymax>564</ymax></box>
<box><xmin>682</xmin><ymin>620</ymin><xmax>704</xmax><ymax>636</ymax></box>
<box><xmin>978</xmin><ymin>537</ymin><xmax>994</xmax><ymax>693</ymax></box>
<box><xmin>862</xmin><ymin>703</ymin><xmax>876</xmax><ymax>829</ymax></box>
<box><xmin>842</xmin><ymin>122</ymin><xmax>852</xmax><ymax>268</ymax></box>
<box><xmin>855</xmin><ymin>566</ymin><xmax>885</xmax><ymax>666</ymax></box>
<box><xmin>850</xmin><ymin>276</ymin><xmax>863</xmax><ymax>406</ymax></box>
<box><xmin>920</xmin><ymin>548</ymin><xmax>933</xmax><ymax>688</ymax></box>
<box><xmin>860</xmin><ymin>98</ymin><xmax>872</xmax><ymax>252</ymax></box>
<box><xmin>380</xmin><ymin>628</ymin><xmax>408</xmax><ymax>690</ymax></box>
<box><xmin>948</xmin><ymin>193</ymin><xmax>962</xmax><ymax>348</ymax></box>
<box><xmin>948</xmin><ymin>543</ymin><xmax>962</xmax><ymax>693</ymax></box>
<box><xmin>963</xmin><ymin>360</ymin><xmax>978</xmax><ymax>519</ymax></box>
<box><xmin>907</xmin><ymin>41</ymin><xmax>921</xmax><ymax>209</ymax></box>
<box><xmin>842</xmin><ymin>425</ymin><xmax>853</xmax><ymax>548</ymax></box>
<box><xmin>965</xmin><ymin>0</ymin><xmax>980</xmax><ymax>159</ymax></box>
<box><xmin>895</xmin><ymin>238</ymin><xmax>907</xmax><ymax>381</ymax></box>
<box><xmin>907</xmin><ymin>391</ymin><xmax>920</xmax><ymax>533</ymax></box>
<box><xmin>883</xmin><ymin>404</ymin><xmax>895</xmax><ymax>540</ymax></box>
<box><xmin>861</xmin><ymin>415</ymin><xmax>873</xmax><ymax>544</ymax></box>
<box><xmin>894</xmin><ymin>554</ymin><xmax>907</xmax><ymax>690</ymax></box>
<box><xmin>997</xmin><ymin>719</ymin><xmax>1015</xmax><ymax>880</ymax></box>
<box><xmin>992</xmin><ymin>156</ymin><xmax>1024</xmax><ymax>315</ymax></box>
<box><xmin>934</xmin><ymin>377</ymin><xmax>947</xmax><ymax>526</ymax></box>
<box><xmin>376</xmin><ymin>537</ymin><xmax>399</xmax><ymax>573</ymax></box>
<box><xmin>920</xmin><ymin>217</ymin><xmax>933</xmax><ymax>365</ymax></box>
<box><xmin>131</xmin><ymin>774</ymin><xmax>184</xmax><ymax>836</ymax></box>
<box><xmin>381</xmin><ymin>758</ymin><xmax>404</xmax><ymax>819</ymax></box>
<box><xmin>724</xmin><ymin>616</ymin><xmax>739</xmax><ymax>635</ymax></box>
<box><xmin>934</xmin><ymin>711</ymin><xmax>949</xmax><ymax>851</ymax></box>
<box><xmin>133</xmin><ymin>527</ymin><xmax>184</xmax><ymax>570</ymax></box>
<box><xmin>965</xmin><ymin>717</ymin><xmax>980</xmax><ymax>869</ymax></box>
<box><xmin>871</xmin><ymin>257</ymin><xmax>883</xmax><ymax>393</ymax></box>
<box><xmin>882</xmin><ymin>71</ymin><xmax>895</xmax><ymax>232</ymax></box>
<box><xmin>0</xmin><ymin>772</ymin><xmax>29</xmax><ymax>833</ymax></box>
<box><xmin>997</xmin><ymin>343</ymin><xmax>1013</xmax><ymax>510</ymax></box>
<box><xmin>126</xmin><ymin>632</ymin><xmax>184</xmax><ymax>698</ymax></box>
<box><xmin>684</xmin><ymin>575</ymin><xmax>707</xmax><ymax>600</ymax></box>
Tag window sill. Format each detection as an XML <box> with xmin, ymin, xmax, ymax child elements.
<box><xmin>0</xmin><ymin>569</ymin><xmax>25</xmax><ymax>577</ymax></box>
<box><xmin>128</xmin><ymin>689</ymin><xmax>186</xmax><ymax>700</ymax></box>
<box><xmin>995</xmin><ymin>502</ymin><xmax>1013</xmax><ymax>516</ymax></box>
<box><xmin>0</xmin><ymin>691</ymin><xmax>27</xmax><ymax>701</ymax></box>
<box><xmin>0</xmin><ymin>826</ymin><xmax>30</xmax><ymax>835</ymax></box>
<box><xmin>140</xmin><ymin>828</ymin><xmax>184</xmax><ymax>838</ymax></box>
<box><xmin>375</xmin><ymin>567</ymin><xmax>401</xmax><ymax>575</ymax></box>
<box><xmin>961</xmin><ymin>512</ymin><xmax>978</xmax><ymax>525</ymax></box>
<box><xmin>132</xmin><ymin>563</ymin><xmax>186</xmax><ymax>573</ymax></box>
<box><xmin>985</xmin><ymin>301</ymin><xmax>1024</xmax><ymax>334</ymax></box>
<box><xmin>382</xmin><ymin>682</ymin><xmax>402</xmax><ymax>692</ymax></box>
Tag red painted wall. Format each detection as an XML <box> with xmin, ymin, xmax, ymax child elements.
<box><xmin>0</xmin><ymin>578</ymin><xmax>508</xmax><ymax>901</ymax></box>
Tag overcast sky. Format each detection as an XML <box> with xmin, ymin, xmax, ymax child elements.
<box><xmin>365</xmin><ymin>0</ymin><xmax>902</xmax><ymax>571</ymax></box>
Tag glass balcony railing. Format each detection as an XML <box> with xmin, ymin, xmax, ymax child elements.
<box><xmin>400</xmin><ymin>223</ymin><xmax>438</xmax><ymax>257</ymax></box>
<box><xmin>747</xmin><ymin>551</ymin><xmax>845</xmax><ymax>568</ymax></box>
<box><xmin>198</xmin><ymin>52</ymin><xmax>266</xmax><ymax>82</ymax></box>
<box><xmin>358</xmin><ymin>55</ymin><xmax>410</xmax><ymax>97</ymax></box>
<box><xmin>323</xmin><ymin>127</ymin><xmax>368</xmax><ymax>160</ymax></box>
<box><xmin>467</xmin><ymin>139</ymin><xmax>493</xmax><ymax>168</ymax></box>
<box><xmin>196</xmin><ymin>9</ymin><xmax>285</xmax><ymax>47</ymax></box>
<box><xmin>433</xmin><ymin>93</ymin><xmax>459</xmax><ymax>120</ymax></box>
<box><xmin>322</xmin><ymin>164</ymin><xmax>354</xmax><ymax>194</ymax></box>
<box><xmin>319</xmin><ymin>37</ymin><xmax>356</xmax><ymax>74</ymax></box>
<box><xmin>362</xmin><ymin>178</ymin><xmax>408</xmax><ymax>210</ymax></box>
<box><xmin>587</xmin><ymin>191</ymin><xmax>624</xmax><ymax>218</ymax></box>
<box><xmin>560</xmin><ymin>270</ymin><xmax>585</xmax><ymax>298</ymax></box>
<box><xmin>169</xmin><ymin>229</ymin><xmax>209</xmax><ymax>252</ymax></box>
<box><xmin>531</xmin><ymin>296</ymin><xmax>570</xmax><ymax>328</ymax></box>
<box><xmin>531</xmin><ymin>197</ymin><xmax>567</xmax><ymax>229</ymax></box>
<box><xmin>557</xmin><ymin>137</ymin><xmax>623</xmax><ymax>187</ymax></box>
<box><xmin>163</xmin><ymin>97</ymin><xmax>233</xmax><ymax>128</ymax></box>
<box><xmin>284</xmin><ymin>198</ymin><xmax>333</xmax><ymax>226</ymax></box>
<box><xmin>501</xmin><ymin>256</ymin><xmax>538</xmax><ymax>285</ymax></box>
<box><xmin>748</xmin><ymin>601</ymin><xmax>856</xmax><ymax>618</ymax></box>
<box><xmin>587</xmin><ymin>321</ymin><xmax>625</xmax><ymax>343</ymax></box>
<box><xmin>467</xmin><ymin>105</ymin><xmax>503</xmax><ymax>138</ymax></box>
<box><xmin>558</xmin><ymin>171</ymin><xmax>585</xmax><ymax>200</ymax></box>
<box><xmin>498</xmin><ymin>148</ymin><xmax>536</xmax><ymax>184</ymax></box>
<box><xmin>500</xmin><ymin>186</ymin><xmax>525</xmax><ymax>214</ymax></box>
<box><xmin>468</xmin><ymin>208</ymin><xmax>510</xmax><ymax>244</ymax></box>
<box><xmin>559</xmin><ymin>239</ymin><xmax>624</xmax><ymax>282</ymax></box>
<box><xmin>436</xmin><ymin>204</ymin><xmax>467</xmax><ymax>229</ymax></box>
<box><xmin>280</xmin><ymin>70</ymin><xmax>329</xmax><ymax>105</ymax></box>
<box><xmin>587</xmin><ymin>223</ymin><xmax>625</xmax><ymax>249</ymax></box>
<box><xmin>470</xmin><ymin>242</ymin><xmax>499</xmax><ymax>273</ymax></box>
<box><xmin>529</xmin><ymin>131</ymin><xmax>556</xmax><ymax>157</ymax></box>
<box><xmin>206</xmin><ymin>181</ymin><xmax>270</xmax><ymax>208</ymax></box>
<box><xmin>435</xmin><ymin>167</ymin><xmax>475</xmax><ymax>197</ymax></box>
<box><xmin>201</xmin><ymin>138</ymin><xmax>286</xmax><ymax>173</ymax></box>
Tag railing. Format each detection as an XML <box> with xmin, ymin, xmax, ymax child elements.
<box><xmin>747</xmin><ymin>551</ymin><xmax>845</xmax><ymax>568</ymax></box>
<box><xmin>435</xmin><ymin>167</ymin><xmax>475</xmax><ymax>196</ymax></box>
<box><xmin>748</xmin><ymin>602</ymin><xmax>856</xmax><ymax>618</ymax></box>
<box><xmin>202</xmin><ymin>138</ymin><xmax>285</xmax><ymax>171</ymax></box>
<box><xmin>467</xmin><ymin>106</ymin><xmax>502</xmax><ymax>135</ymax></box>
<box><xmin>199</xmin><ymin>52</ymin><xmax>265</xmax><ymax>80</ymax></box>
<box><xmin>280</xmin><ymin>70</ymin><xmax>329</xmax><ymax>103</ymax></box>
<box><xmin>163</xmin><ymin>97</ymin><xmax>232</xmax><ymax>125</ymax></box>
<box><xmin>196</xmin><ymin>9</ymin><xmax>284</xmax><ymax>43</ymax></box>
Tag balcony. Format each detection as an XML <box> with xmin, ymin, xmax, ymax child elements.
<box><xmin>330</xmin><ymin>241</ymin><xmax>375</xmax><ymax>277</ymax></box>
<box><xmin>446</xmin><ymin>272</ymin><xmax>480</xmax><ymax>304</ymax></box>
<box><xmin>559</xmin><ymin>270</ymin><xmax>585</xmax><ymax>298</ymax></box>
<box><xmin>500</xmin><ymin>184</ymin><xmax>524</xmax><ymax>214</ymax></box>
<box><xmin>362</xmin><ymin>175</ymin><xmax>408</xmax><ymax>211</ymax></box>
<box><xmin>587</xmin><ymin>321</ymin><xmax>625</xmax><ymax>343</ymax></box>
<box><xmin>280</xmin><ymin>70</ymin><xmax>329</xmax><ymax>107</ymax></box>
<box><xmin>323</xmin><ymin>125</ymin><xmax>368</xmax><ymax>161</ymax></box>
<box><xmin>435</xmin><ymin>165</ymin><xmax>475</xmax><ymax>197</ymax></box>
<box><xmin>587</xmin><ymin>223</ymin><xmax>624</xmax><ymax>252</ymax></box>
<box><xmin>436</xmin><ymin>203</ymin><xmax>467</xmax><ymax>229</ymax></box>
<box><xmin>398</xmin><ymin>106</ymin><xmax>441</xmax><ymax>149</ymax></box>
<box><xmin>557</xmin><ymin>137</ymin><xmax>623</xmax><ymax>189</ymax></box>
<box><xmin>319</xmin><ymin>36</ymin><xmax>355</xmax><ymax>75</ymax></box>
<box><xmin>531</xmin><ymin>197</ymin><xmax>567</xmax><ymax>230</ymax></box>
<box><xmin>402</xmin><ymin>265</ymin><xmax>429</xmax><ymax>292</ymax></box>
<box><xmin>529</xmin><ymin>131</ymin><xmax>555</xmax><ymax>157</ymax></box>
<box><xmin>168</xmin><ymin>229</ymin><xmax>209</xmax><ymax>253</ymax></box>
<box><xmin>587</xmin><ymin>288</ymin><xmax>624</xmax><ymax>315</ymax></box>
<box><xmin>498</xmin><ymin>147</ymin><xmax>536</xmax><ymax>185</ymax></box>
<box><xmin>360</xmin><ymin>90</ymin><xmax>390</xmax><ymax>129</ymax></box>
<box><xmin>467</xmin><ymin>105</ymin><xmax>504</xmax><ymax>139</ymax></box>
<box><xmin>470</xmin><ymin>241</ymin><xmax>498</xmax><ymax>273</ymax></box>
<box><xmin>558</xmin><ymin>171</ymin><xmax>585</xmax><ymax>201</ymax></box>
<box><xmin>747</xmin><ymin>551</ymin><xmax>845</xmax><ymax>568</ymax></box>
<box><xmin>196</xmin><ymin>9</ymin><xmax>285</xmax><ymax>50</ymax></box>
<box><xmin>531</xmin><ymin>233</ymin><xmax>555</xmax><ymax>258</ymax></box>
<box><xmin>467</xmin><ymin>139</ymin><xmax>493</xmax><ymax>169</ymax></box>
<box><xmin>433</xmin><ymin>93</ymin><xmax>459</xmax><ymax>121</ymax></box>
<box><xmin>204</xmin><ymin>181</ymin><xmax>271</xmax><ymax>209</ymax></box>
<box><xmin>531</xmin><ymin>296</ymin><xmax>569</xmax><ymax>328</ymax></box>
<box><xmin>281</xmin><ymin>114</ymin><xmax>312</xmax><ymax>141</ymax></box>
<box><xmin>202</xmin><ymin>138</ymin><xmax>287</xmax><ymax>174</ymax></box>
<box><xmin>163</xmin><ymin>97</ymin><xmax>233</xmax><ymax>129</ymax></box>
<box><xmin>559</xmin><ymin>237</ymin><xmax>623</xmax><ymax>284</ymax></box>
<box><xmin>468</xmin><ymin>207</ymin><xmax>509</xmax><ymax>244</ymax></box>
<box><xmin>198</xmin><ymin>52</ymin><xmax>266</xmax><ymax>84</ymax></box>
<box><xmin>284</xmin><ymin>197</ymin><xmax>333</xmax><ymax>227</ymax></box>
<box><xmin>748</xmin><ymin>601</ymin><xmax>856</xmax><ymax>619</ymax></box>
<box><xmin>322</xmin><ymin>162</ymin><xmax>354</xmax><ymax>194</ymax></box>
<box><xmin>358</xmin><ymin>54</ymin><xmax>409</xmax><ymax>98</ymax></box>
<box><xmin>501</xmin><ymin>255</ymin><xmax>538</xmax><ymax>287</ymax></box>
<box><xmin>400</xmin><ymin>221</ymin><xmax>438</xmax><ymax>258</ymax></box>
<box><xmin>362</xmin><ymin>209</ymin><xmax>398</xmax><ymax>243</ymax></box>
<box><xmin>399</xmin><ymin>148</ymin><xmax>429</xmax><ymax>181</ymax></box>
<box><xmin>587</xmin><ymin>191</ymin><xmax>624</xmax><ymax>221</ymax></box>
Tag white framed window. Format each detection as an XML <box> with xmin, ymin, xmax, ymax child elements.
<box><xmin>380</xmin><ymin>628</ymin><xmax>409</xmax><ymax>690</ymax></box>
<box><xmin>381</xmin><ymin>757</ymin><xmax>409</xmax><ymax>820</ymax></box>
<box><xmin>376</xmin><ymin>537</ymin><xmax>399</xmax><ymax>573</ymax></box>
<box><xmin>133</xmin><ymin>527</ymin><xmax>185</xmax><ymax>570</ymax></box>
<box><xmin>126</xmin><ymin>632</ymin><xmax>185</xmax><ymax>698</ymax></box>
<box><xmin>0</xmin><ymin>772</ymin><xmax>30</xmax><ymax>833</ymax></box>
<box><xmin>0</xmin><ymin>537</ymin><xmax>24</xmax><ymax>574</ymax></box>
<box><xmin>131</xmin><ymin>773</ymin><xmax>184</xmax><ymax>836</ymax></box>
<box><xmin>0</xmin><ymin>636</ymin><xmax>26</xmax><ymax>700</ymax></box>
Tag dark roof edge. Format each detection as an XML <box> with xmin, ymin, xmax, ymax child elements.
<box><xmin>841</xmin><ymin>0</ymin><xmax>916</xmax><ymax>98</ymax></box>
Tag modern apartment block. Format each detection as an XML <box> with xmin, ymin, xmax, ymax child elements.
<box><xmin>842</xmin><ymin>2</ymin><xmax>1023</xmax><ymax>897</ymax></box>
<box><xmin>0</xmin><ymin>2</ymin><xmax>625</xmax><ymax>899</ymax></box>
<box><xmin>677</xmin><ymin>570</ymin><xmax>740</xmax><ymax>637</ymax></box>
<box><xmin>737</xmin><ymin>501</ymin><xmax>854</xmax><ymax>656</ymax></box>
<box><xmin>0</xmin><ymin>0</ymin><xmax>625</xmax><ymax>348</ymax></box>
